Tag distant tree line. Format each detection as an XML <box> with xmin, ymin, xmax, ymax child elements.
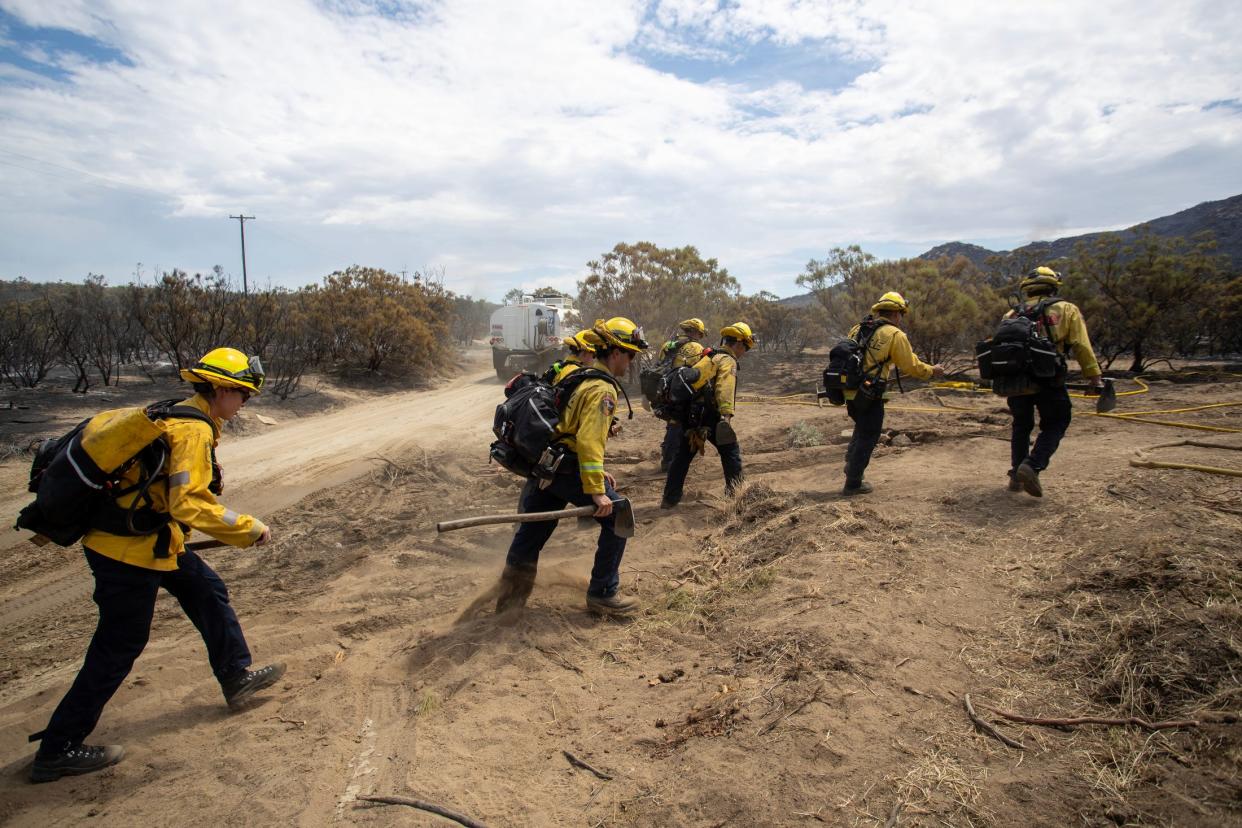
<box><xmin>0</xmin><ymin>266</ymin><xmax>498</xmax><ymax>398</ymax></box>
<box><xmin>577</xmin><ymin>241</ymin><xmax>819</xmax><ymax>354</ymax></box>
<box><xmin>574</xmin><ymin>233</ymin><xmax>1240</xmax><ymax>374</ymax></box>
<box><xmin>794</xmin><ymin>232</ymin><xmax>1240</xmax><ymax>372</ymax></box>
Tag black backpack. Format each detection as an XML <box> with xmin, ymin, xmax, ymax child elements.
<box><xmin>821</xmin><ymin>317</ymin><xmax>890</xmax><ymax>405</ymax></box>
<box><xmin>639</xmin><ymin>336</ymin><xmax>690</xmax><ymax>406</ymax></box>
<box><xmin>489</xmin><ymin>368</ymin><xmax>622</xmax><ymax>479</ymax></box>
<box><xmin>14</xmin><ymin>400</ymin><xmax>219</xmax><ymax>550</ymax></box>
<box><xmin>976</xmin><ymin>298</ymin><xmax>1067</xmax><ymax>396</ymax></box>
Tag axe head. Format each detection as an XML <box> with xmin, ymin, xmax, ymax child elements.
<box><xmin>575</xmin><ymin>496</ymin><xmax>636</xmax><ymax>538</ymax></box>
<box><xmin>1095</xmin><ymin>379</ymin><xmax>1117</xmax><ymax>413</ymax></box>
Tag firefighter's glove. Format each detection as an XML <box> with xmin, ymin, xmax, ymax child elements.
<box><xmin>210</xmin><ymin>461</ymin><xmax>224</xmax><ymax>496</ymax></box>
<box><xmin>715</xmin><ymin>419</ymin><xmax>737</xmax><ymax>446</ymax></box>
<box><xmin>608</xmin><ymin>417</ymin><xmax>622</xmax><ymax>437</ymax></box>
<box><xmin>688</xmin><ymin>428</ymin><xmax>709</xmax><ymax>455</ymax></box>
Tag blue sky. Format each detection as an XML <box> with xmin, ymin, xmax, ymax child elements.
<box><xmin>1</xmin><ymin>0</ymin><xmax>1240</xmax><ymax>301</ymax></box>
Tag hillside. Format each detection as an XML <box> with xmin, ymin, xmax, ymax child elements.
<box><xmin>919</xmin><ymin>192</ymin><xmax>1242</xmax><ymax>270</ymax></box>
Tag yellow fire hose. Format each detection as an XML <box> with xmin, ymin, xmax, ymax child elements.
<box><xmin>733</xmin><ymin>373</ymin><xmax>1242</xmax><ymax>473</ymax></box>
<box><xmin>736</xmin><ymin>376</ymin><xmax>1242</xmax><ymax>435</ymax></box>
<box><xmin>1130</xmin><ymin>440</ymin><xmax>1242</xmax><ymax>477</ymax></box>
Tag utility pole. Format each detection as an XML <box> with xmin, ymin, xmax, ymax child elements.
<box><xmin>229</xmin><ymin>214</ymin><xmax>255</xmax><ymax>294</ymax></box>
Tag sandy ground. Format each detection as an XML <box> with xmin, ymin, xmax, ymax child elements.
<box><xmin>0</xmin><ymin>353</ymin><xmax>1239</xmax><ymax>827</ymax></box>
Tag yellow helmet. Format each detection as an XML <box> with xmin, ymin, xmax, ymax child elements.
<box><xmin>564</xmin><ymin>330</ymin><xmax>597</xmax><ymax>354</ymax></box>
<box><xmin>591</xmin><ymin>317</ymin><xmax>649</xmax><ymax>354</ymax></box>
<box><xmin>679</xmin><ymin>317</ymin><xmax>707</xmax><ymax>336</ymax></box>
<box><xmin>1021</xmin><ymin>266</ymin><xmax>1062</xmax><ymax>295</ymax></box>
<box><xmin>720</xmin><ymin>321</ymin><xmax>756</xmax><ymax>349</ymax></box>
<box><xmin>179</xmin><ymin>347</ymin><xmax>265</xmax><ymax>394</ymax></box>
<box><xmin>871</xmin><ymin>291</ymin><xmax>909</xmax><ymax>314</ymax></box>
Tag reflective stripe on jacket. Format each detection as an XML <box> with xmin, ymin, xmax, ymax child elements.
<box><xmin>554</xmin><ymin>361</ymin><xmax>618</xmax><ymax>495</ymax></box>
<box><xmin>84</xmin><ymin>394</ymin><xmax>266</xmax><ymax>570</ymax></box>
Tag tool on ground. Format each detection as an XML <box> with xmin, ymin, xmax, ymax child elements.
<box><xmin>1065</xmin><ymin>378</ymin><xmax>1117</xmax><ymax>412</ymax></box>
<box><xmin>437</xmin><ymin>497</ymin><xmax>636</xmax><ymax>538</ymax></box>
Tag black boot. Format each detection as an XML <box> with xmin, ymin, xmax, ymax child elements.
<box><xmin>30</xmin><ymin>743</ymin><xmax>124</xmax><ymax>784</ymax></box>
<box><xmin>1015</xmin><ymin>460</ymin><xmax>1042</xmax><ymax>497</ymax></box>
<box><xmin>222</xmin><ymin>662</ymin><xmax>286</xmax><ymax>709</ymax></box>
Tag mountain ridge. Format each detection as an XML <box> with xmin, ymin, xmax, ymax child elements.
<box><xmin>779</xmin><ymin>193</ymin><xmax>1241</xmax><ymax>305</ymax></box>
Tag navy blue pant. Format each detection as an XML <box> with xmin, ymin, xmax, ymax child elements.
<box><xmin>660</xmin><ymin>422</ymin><xmax>683</xmax><ymax>468</ymax></box>
<box><xmin>505</xmin><ymin>473</ymin><xmax>627</xmax><ymax>599</ymax></box>
<box><xmin>38</xmin><ymin>548</ymin><xmax>251</xmax><ymax>753</ymax></box>
<box><xmin>845</xmin><ymin>396</ymin><xmax>885</xmax><ymax>485</ymax></box>
<box><xmin>1008</xmin><ymin>385</ymin><xmax>1072</xmax><ymax>472</ymax></box>
<box><xmin>662</xmin><ymin>417</ymin><xmax>744</xmax><ymax>506</ymax></box>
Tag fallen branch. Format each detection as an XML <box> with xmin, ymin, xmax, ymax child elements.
<box><xmin>355</xmin><ymin>794</ymin><xmax>489</xmax><ymax>828</ymax></box>
<box><xmin>985</xmin><ymin>705</ymin><xmax>1200</xmax><ymax>732</ymax></box>
<box><xmin>563</xmin><ymin>750</ymin><xmax>613</xmax><ymax>780</ymax></box>
<box><xmin>963</xmin><ymin>694</ymin><xmax>1025</xmax><ymax>750</ymax></box>
<box><xmin>534</xmin><ymin>644</ymin><xmax>584</xmax><ymax>675</ymax></box>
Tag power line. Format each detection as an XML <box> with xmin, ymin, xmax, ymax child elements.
<box><xmin>0</xmin><ymin>148</ymin><xmax>171</xmax><ymax>198</ymax></box>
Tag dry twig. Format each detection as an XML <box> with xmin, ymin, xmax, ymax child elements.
<box><xmin>355</xmin><ymin>794</ymin><xmax>489</xmax><ymax>827</ymax></box>
<box><xmin>563</xmin><ymin>750</ymin><xmax>613</xmax><ymax>780</ymax></box>
<box><xmin>985</xmin><ymin>705</ymin><xmax>1200</xmax><ymax>732</ymax></box>
<box><xmin>884</xmin><ymin>797</ymin><xmax>904</xmax><ymax>828</ymax></box>
<box><xmin>963</xmin><ymin>694</ymin><xmax>1025</xmax><ymax>750</ymax></box>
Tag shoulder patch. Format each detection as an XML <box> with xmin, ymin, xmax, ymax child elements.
<box><xmin>599</xmin><ymin>396</ymin><xmax>616</xmax><ymax>416</ymax></box>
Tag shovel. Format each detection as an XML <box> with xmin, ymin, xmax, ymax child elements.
<box><xmin>1066</xmin><ymin>378</ymin><xmax>1117</xmax><ymax>413</ymax></box>
<box><xmin>437</xmin><ymin>497</ymin><xmax>636</xmax><ymax>538</ymax></box>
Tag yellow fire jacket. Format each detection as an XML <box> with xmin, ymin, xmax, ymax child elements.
<box><xmin>84</xmin><ymin>394</ymin><xmax>267</xmax><ymax>570</ymax></box>
<box><xmin>1005</xmin><ymin>298</ymin><xmax>1102</xmax><ymax>378</ymax></box>
<box><xmin>671</xmin><ymin>339</ymin><xmax>705</xmax><ymax>369</ymax></box>
<box><xmin>552</xmin><ymin>357</ymin><xmax>584</xmax><ymax>384</ymax></box>
<box><xmin>843</xmin><ymin>321</ymin><xmax>934</xmax><ymax>401</ymax></box>
<box><xmin>709</xmin><ymin>353</ymin><xmax>738</xmax><ymax>415</ymax></box>
<box><xmin>554</xmin><ymin>361</ymin><xmax>619</xmax><ymax>495</ymax></box>
<box><xmin>681</xmin><ymin>351</ymin><xmax>738</xmax><ymax>415</ymax></box>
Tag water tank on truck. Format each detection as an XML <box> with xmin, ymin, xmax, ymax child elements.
<box><xmin>489</xmin><ymin>294</ymin><xmax>580</xmax><ymax>380</ymax></box>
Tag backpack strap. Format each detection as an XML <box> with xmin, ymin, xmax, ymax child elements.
<box><xmin>1024</xmin><ymin>297</ymin><xmax>1064</xmax><ymax>349</ymax></box>
<box><xmin>857</xmin><ymin>317</ymin><xmax>892</xmax><ymax>378</ymax></box>
<box><xmin>554</xmin><ymin>367</ymin><xmax>633</xmax><ymax>420</ymax></box>
<box><xmin>145</xmin><ymin>399</ymin><xmax>219</xmax><ymax>439</ymax></box>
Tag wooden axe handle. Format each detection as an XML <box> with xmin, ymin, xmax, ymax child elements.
<box><xmin>437</xmin><ymin>505</ymin><xmax>597</xmax><ymax>533</ymax></box>
<box><xmin>185</xmin><ymin>539</ymin><xmax>229</xmax><ymax>551</ymax></box>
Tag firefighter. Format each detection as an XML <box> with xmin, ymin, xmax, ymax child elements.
<box><xmin>543</xmin><ymin>330</ymin><xmax>597</xmax><ymax>385</ymax></box>
<box><xmin>28</xmin><ymin>348</ymin><xmax>283</xmax><ymax>784</ymax></box>
<box><xmin>842</xmin><ymin>293</ymin><xmax>944</xmax><ymax>496</ymax></box>
<box><xmin>659</xmin><ymin>318</ymin><xmax>708</xmax><ymax>472</ymax></box>
<box><xmin>661</xmin><ymin>322</ymin><xmax>755</xmax><ymax>508</ymax></box>
<box><xmin>496</xmin><ymin>317</ymin><xmax>649</xmax><ymax>616</ymax></box>
<box><xmin>1005</xmin><ymin>267</ymin><xmax>1103</xmax><ymax>496</ymax></box>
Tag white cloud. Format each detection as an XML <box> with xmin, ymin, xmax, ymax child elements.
<box><xmin>0</xmin><ymin>0</ymin><xmax>1239</xmax><ymax>298</ymax></box>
